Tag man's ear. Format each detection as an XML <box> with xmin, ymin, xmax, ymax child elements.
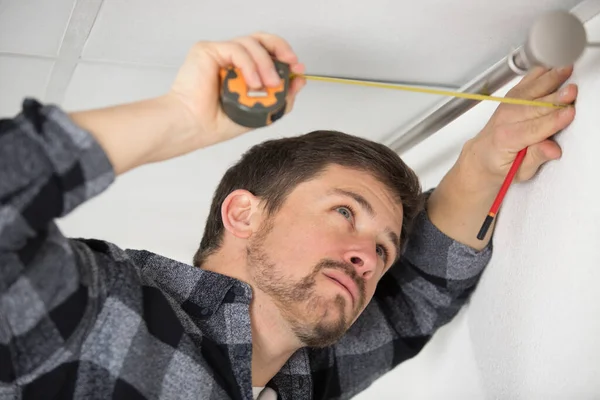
<box><xmin>221</xmin><ymin>189</ymin><xmax>262</xmax><ymax>239</ymax></box>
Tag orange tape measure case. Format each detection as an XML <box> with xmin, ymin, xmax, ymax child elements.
<box><xmin>219</xmin><ymin>60</ymin><xmax>290</xmax><ymax>128</ymax></box>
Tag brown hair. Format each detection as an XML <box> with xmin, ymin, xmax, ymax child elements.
<box><xmin>193</xmin><ymin>130</ymin><xmax>423</xmax><ymax>267</ymax></box>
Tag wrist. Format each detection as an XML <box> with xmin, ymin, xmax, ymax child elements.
<box><xmin>426</xmin><ymin>140</ymin><xmax>501</xmax><ymax>249</ymax></box>
<box><xmin>452</xmin><ymin>138</ymin><xmax>503</xmax><ymax>199</ymax></box>
<box><xmin>142</xmin><ymin>94</ymin><xmax>204</xmax><ymax>164</ymax></box>
<box><xmin>70</xmin><ymin>95</ymin><xmax>204</xmax><ymax>176</ymax></box>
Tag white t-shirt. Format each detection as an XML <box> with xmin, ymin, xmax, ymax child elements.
<box><xmin>252</xmin><ymin>386</ymin><xmax>277</xmax><ymax>399</ymax></box>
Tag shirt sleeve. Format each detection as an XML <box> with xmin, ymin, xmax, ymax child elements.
<box><xmin>310</xmin><ymin>189</ymin><xmax>493</xmax><ymax>399</ymax></box>
<box><xmin>0</xmin><ymin>99</ymin><xmax>115</xmax><ymax>383</ymax></box>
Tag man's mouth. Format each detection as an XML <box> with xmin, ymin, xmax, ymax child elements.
<box><xmin>322</xmin><ymin>270</ymin><xmax>359</xmax><ymax>307</ymax></box>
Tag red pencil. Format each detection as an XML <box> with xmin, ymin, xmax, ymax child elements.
<box><xmin>477</xmin><ymin>147</ymin><xmax>528</xmax><ymax>240</ymax></box>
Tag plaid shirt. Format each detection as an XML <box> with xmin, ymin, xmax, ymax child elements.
<box><xmin>0</xmin><ymin>99</ymin><xmax>492</xmax><ymax>400</ymax></box>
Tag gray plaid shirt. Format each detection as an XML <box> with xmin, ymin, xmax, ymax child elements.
<box><xmin>0</xmin><ymin>99</ymin><xmax>492</xmax><ymax>400</ymax></box>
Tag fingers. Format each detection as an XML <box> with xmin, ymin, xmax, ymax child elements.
<box><xmin>511</xmin><ymin>66</ymin><xmax>574</xmax><ymax>100</ymax></box>
<box><xmin>533</xmin><ymin>139</ymin><xmax>562</xmax><ymax>161</ymax></box>
<box><xmin>537</xmin><ymin>82</ymin><xmax>578</xmax><ymax>106</ymax></box>
<box><xmin>517</xmin><ymin>66</ymin><xmax>549</xmax><ymax>86</ymax></box>
<box><xmin>513</xmin><ymin>82</ymin><xmax>578</xmax><ymax>122</ymax></box>
<box><xmin>250</xmin><ymin>31</ymin><xmax>298</xmax><ymax>65</ymax></box>
<box><xmin>200</xmin><ymin>32</ymin><xmax>303</xmax><ymax>91</ymax></box>
<box><xmin>204</xmin><ymin>32</ymin><xmax>307</xmax><ymax>123</ymax></box>
<box><xmin>503</xmin><ymin>105</ymin><xmax>575</xmax><ymax>150</ymax></box>
<box><xmin>247</xmin><ymin>32</ymin><xmax>305</xmax><ymax>78</ymax></box>
<box><xmin>208</xmin><ymin>41</ymin><xmax>264</xmax><ymax>89</ymax></box>
<box><xmin>233</xmin><ymin>36</ymin><xmax>282</xmax><ymax>87</ymax></box>
<box><xmin>516</xmin><ymin>139</ymin><xmax>562</xmax><ymax>181</ymax></box>
<box><xmin>501</xmin><ymin>66</ymin><xmax>577</xmax><ymax>124</ymax></box>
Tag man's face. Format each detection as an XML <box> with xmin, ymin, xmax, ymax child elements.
<box><xmin>247</xmin><ymin>165</ymin><xmax>404</xmax><ymax>348</ymax></box>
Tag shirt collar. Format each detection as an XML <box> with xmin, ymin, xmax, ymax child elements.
<box><xmin>127</xmin><ymin>249</ymin><xmax>252</xmax><ymax>317</ymax></box>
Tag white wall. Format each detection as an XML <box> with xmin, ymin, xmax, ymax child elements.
<box><xmin>466</xmin><ymin>18</ymin><xmax>600</xmax><ymax>400</ymax></box>
<box><xmin>357</xmin><ymin>12</ymin><xmax>600</xmax><ymax>400</ymax></box>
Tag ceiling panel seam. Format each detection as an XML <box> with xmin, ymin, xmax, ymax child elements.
<box><xmin>76</xmin><ymin>57</ymin><xmax>180</xmax><ymax>71</ymax></box>
<box><xmin>44</xmin><ymin>0</ymin><xmax>104</xmax><ymax>105</ymax></box>
<box><xmin>0</xmin><ymin>52</ymin><xmax>56</xmax><ymax>61</ymax></box>
<box><xmin>571</xmin><ymin>0</ymin><xmax>600</xmax><ymax>22</ymax></box>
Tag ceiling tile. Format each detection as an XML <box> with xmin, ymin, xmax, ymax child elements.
<box><xmin>82</xmin><ymin>0</ymin><xmax>580</xmax><ymax>86</ymax></box>
<box><xmin>62</xmin><ymin>62</ymin><xmax>177</xmax><ymax>110</ymax></box>
<box><xmin>0</xmin><ymin>0</ymin><xmax>76</xmax><ymax>56</ymax></box>
<box><xmin>0</xmin><ymin>55</ymin><xmax>54</xmax><ymax>117</ymax></box>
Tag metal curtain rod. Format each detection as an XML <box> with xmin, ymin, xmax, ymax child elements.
<box><xmin>383</xmin><ymin>5</ymin><xmax>595</xmax><ymax>155</ymax></box>
<box><xmin>383</xmin><ymin>51</ymin><xmax>525</xmax><ymax>154</ymax></box>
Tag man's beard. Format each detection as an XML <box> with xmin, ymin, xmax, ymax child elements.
<box><xmin>247</xmin><ymin>220</ymin><xmax>366</xmax><ymax>348</ymax></box>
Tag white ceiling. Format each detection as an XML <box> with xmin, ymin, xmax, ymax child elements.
<box><xmin>0</xmin><ymin>0</ymin><xmax>584</xmax><ymax>114</ymax></box>
<box><xmin>80</xmin><ymin>0</ymin><xmax>582</xmax><ymax>85</ymax></box>
<box><xmin>0</xmin><ymin>0</ymin><xmax>589</xmax><ymax>261</ymax></box>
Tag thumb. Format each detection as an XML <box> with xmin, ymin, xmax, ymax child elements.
<box><xmin>516</xmin><ymin>140</ymin><xmax>562</xmax><ymax>181</ymax></box>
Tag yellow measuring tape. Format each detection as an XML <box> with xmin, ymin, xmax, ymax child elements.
<box><xmin>293</xmin><ymin>74</ymin><xmax>566</xmax><ymax>109</ymax></box>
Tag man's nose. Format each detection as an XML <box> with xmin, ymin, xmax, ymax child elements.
<box><xmin>343</xmin><ymin>242</ymin><xmax>378</xmax><ymax>280</ymax></box>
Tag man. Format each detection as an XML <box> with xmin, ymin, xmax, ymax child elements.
<box><xmin>0</xmin><ymin>32</ymin><xmax>576</xmax><ymax>400</ymax></box>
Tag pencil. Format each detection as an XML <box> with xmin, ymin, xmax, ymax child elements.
<box><xmin>476</xmin><ymin>147</ymin><xmax>528</xmax><ymax>240</ymax></box>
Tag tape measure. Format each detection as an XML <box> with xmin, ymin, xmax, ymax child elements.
<box><xmin>220</xmin><ymin>61</ymin><xmax>566</xmax><ymax>128</ymax></box>
<box><xmin>219</xmin><ymin>59</ymin><xmax>290</xmax><ymax>128</ymax></box>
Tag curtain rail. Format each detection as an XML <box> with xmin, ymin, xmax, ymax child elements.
<box><xmin>383</xmin><ymin>0</ymin><xmax>600</xmax><ymax>155</ymax></box>
<box><xmin>383</xmin><ymin>50</ymin><xmax>525</xmax><ymax>154</ymax></box>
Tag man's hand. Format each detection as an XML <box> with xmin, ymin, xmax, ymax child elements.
<box><xmin>70</xmin><ymin>32</ymin><xmax>306</xmax><ymax>175</ymax></box>
<box><xmin>169</xmin><ymin>32</ymin><xmax>307</xmax><ymax>147</ymax></box>
<box><xmin>427</xmin><ymin>66</ymin><xmax>578</xmax><ymax>250</ymax></box>
<box><xmin>462</xmin><ymin>66</ymin><xmax>577</xmax><ymax>192</ymax></box>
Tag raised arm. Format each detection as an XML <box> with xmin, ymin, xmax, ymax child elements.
<box><xmin>315</xmin><ymin>66</ymin><xmax>577</xmax><ymax>399</ymax></box>
<box><xmin>0</xmin><ymin>33</ymin><xmax>305</xmax><ymax>385</ymax></box>
<box><xmin>0</xmin><ymin>99</ymin><xmax>116</xmax><ymax>383</ymax></box>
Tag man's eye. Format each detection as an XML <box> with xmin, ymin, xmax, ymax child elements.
<box><xmin>336</xmin><ymin>206</ymin><xmax>353</xmax><ymax>220</ymax></box>
<box><xmin>376</xmin><ymin>245</ymin><xmax>388</xmax><ymax>261</ymax></box>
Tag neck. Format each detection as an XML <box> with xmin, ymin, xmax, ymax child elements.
<box><xmin>249</xmin><ymin>286</ymin><xmax>302</xmax><ymax>386</ymax></box>
<box><xmin>201</xmin><ymin>248</ymin><xmax>302</xmax><ymax>387</ymax></box>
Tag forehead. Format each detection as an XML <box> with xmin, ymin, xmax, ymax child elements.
<box><xmin>286</xmin><ymin>165</ymin><xmax>404</xmax><ymax>222</ymax></box>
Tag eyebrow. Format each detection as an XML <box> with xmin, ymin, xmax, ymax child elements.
<box><xmin>329</xmin><ymin>188</ymin><xmax>401</xmax><ymax>261</ymax></box>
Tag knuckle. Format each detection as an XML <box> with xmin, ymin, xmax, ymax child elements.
<box><xmin>533</xmin><ymin>146</ymin><xmax>546</xmax><ymax>161</ymax></box>
<box><xmin>234</xmin><ymin>36</ymin><xmax>255</xmax><ymax>46</ymax></box>
<box><xmin>228</xmin><ymin>41</ymin><xmax>244</xmax><ymax>51</ymax></box>
<box><xmin>225</xmin><ymin>41</ymin><xmax>248</xmax><ymax>56</ymax></box>
<box><xmin>525</xmin><ymin>119</ymin><xmax>540</xmax><ymax>136</ymax></box>
<box><xmin>529</xmin><ymin>105</ymin><xmax>547</xmax><ymax>119</ymax></box>
<box><xmin>251</xmin><ymin>30</ymin><xmax>270</xmax><ymax>39</ymax></box>
<box><xmin>237</xmin><ymin>37</ymin><xmax>272</xmax><ymax>58</ymax></box>
<box><xmin>192</xmin><ymin>40</ymin><xmax>210</xmax><ymax>52</ymax></box>
<box><xmin>506</xmin><ymin>87</ymin><xmax>523</xmax><ymax>99</ymax></box>
<box><xmin>236</xmin><ymin>38</ymin><xmax>260</xmax><ymax>53</ymax></box>
<box><xmin>552</xmin><ymin>67</ymin><xmax>564</xmax><ymax>78</ymax></box>
<box><xmin>230</xmin><ymin>36</ymin><xmax>245</xmax><ymax>44</ymax></box>
<box><xmin>553</xmin><ymin>107</ymin><xmax>562</xmax><ymax>120</ymax></box>
<box><xmin>553</xmin><ymin>108</ymin><xmax>567</xmax><ymax>127</ymax></box>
